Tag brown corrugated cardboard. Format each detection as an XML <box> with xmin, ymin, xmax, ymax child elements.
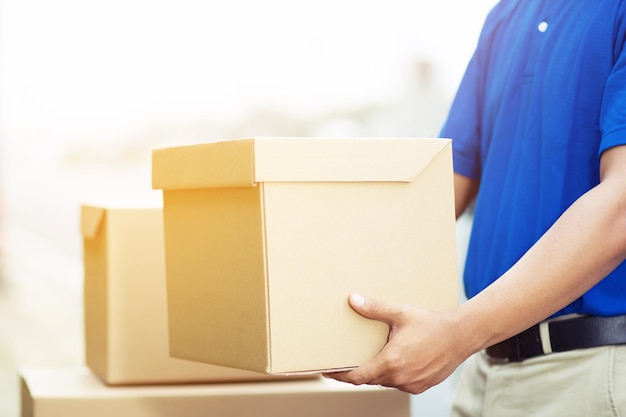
<box><xmin>20</xmin><ymin>367</ymin><xmax>410</xmax><ymax>417</ymax></box>
<box><xmin>152</xmin><ymin>137</ymin><xmax>459</xmax><ymax>374</ymax></box>
<box><xmin>81</xmin><ymin>203</ymin><xmax>294</xmax><ymax>384</ymax></box>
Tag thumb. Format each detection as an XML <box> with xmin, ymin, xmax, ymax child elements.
<box><xmin>348</xmin><ymin>293</ymin><xmax>399</xmax><ymax>325</ymax></box>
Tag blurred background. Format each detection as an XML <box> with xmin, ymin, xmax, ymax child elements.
<box><xmin>0</xmin><ymin>0</ymin><xmax>495</xmax><ymax>415</ymax></box>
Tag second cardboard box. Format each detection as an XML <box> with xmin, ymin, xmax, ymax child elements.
<box><xmin>81</xmin><ymin>204</ymin><xmax>293</xmax><ymax>384</ymax></box>
<box><xmin>152</xmin><ymin>137</ymin><xmax>459</xmax><ymax>374</ymax></box>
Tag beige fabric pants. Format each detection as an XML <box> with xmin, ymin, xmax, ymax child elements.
<box><xmin>450</xmin><ymin>345</ymin><xmax>626</xmax><ymax>417</ymax></box>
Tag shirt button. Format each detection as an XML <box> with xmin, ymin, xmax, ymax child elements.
<box><xmin>538</xmin><ymin>21</ymin><xmax>548</xmax><ymax>32</ymax></box>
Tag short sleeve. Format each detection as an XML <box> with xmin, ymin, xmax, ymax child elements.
<box><xmin>599</xmin><ymin>6</ymin><xmax>626</xmax><ymax>155</ymax></box>
<box><xmin>439</xmin><ymin>53</ymin><xmax>484</xmax><ymax>180</ymax></box>
<box><xmin>439</xmin><ymin>0</ymin><xmax>514</xmax><ymax>180</ymax></box>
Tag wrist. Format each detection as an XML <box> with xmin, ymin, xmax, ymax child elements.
<box><xmin>447</xmin><ymin>301</ymin><xmax>502</xmax><ymax>356</ymax></box>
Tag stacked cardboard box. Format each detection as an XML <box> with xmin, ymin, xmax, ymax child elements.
<box><xmin>21</xmin><ymin>137</ymin><xmax>457</xmax><ymax>416</ymax></box>
<box><xmin>79</xmin><ymin>204</ymin><xmax>286</xmax><ymax>385</ymax></box>
<box><xmin>151</xmin><ymin>137</ymin><xmax>458</xmax><ymax>374</ymax></box>
<box><xmin>20</xmin><ymin>368</ymin><xmax>408</xmax><ymax>417</ymax></box>
<box><xmin>20</xmin><ymin>197</ymin><xmax>412</xmax><ymax>416</ymax></box>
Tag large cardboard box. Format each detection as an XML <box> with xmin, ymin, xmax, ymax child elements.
<box><xmin>81</xmin><ymin>204</ymin><xmax>291</xmax><ymax>384</ymax></box>
<box><xmin>152</xmin><ymin>137</ymin><xmax>458</xmax><ymax>374</ymax></box>
<box><xmin>19</xmin><ymin>368</ymin><xmax>410</xmax><ymax>417</ymax></box>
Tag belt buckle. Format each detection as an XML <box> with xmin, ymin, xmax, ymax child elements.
<box><xmin>485</xmin><ymin>352</ymin><xmax>513</xmax><ymax>364</ymax></box>
<box><xmin>486</xmin><ymin>321</ymin><xmax>555</xmax><ymax>363</ymax></box>
<box><xmin>485</xmin><ymin>334</ymin><xmax>525</xmax><ymax>363</ymax></box>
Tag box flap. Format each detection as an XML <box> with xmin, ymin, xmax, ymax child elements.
<box><xmin>152</xmin><ymin>138</ymin><xmax>451</xmax><ymax>190</ymax></box>
<box><xmin>152</xmin><ymin>139</ymin><xmax>255</xmax><ymax>190</ymax></box>
<box><xmin>81</xmin><ymin>205</ymin><xmax>106</xmax><ymax>239</ymax></box>
<box><xmin>253</xmin><ymin>138</ymin><xmax>450</xmax><ymax>183</ymax></box>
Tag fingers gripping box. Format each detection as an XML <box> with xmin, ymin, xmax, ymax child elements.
<box><xmin>151</xmin><ymin>137</ymin><xmax>458</xmax><ymax>374</ymax></box>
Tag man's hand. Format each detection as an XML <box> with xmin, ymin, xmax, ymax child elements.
<box><xmin>324</xmin><ymin>293</ymin><xmax>473</xmax><ymax>395</ymax></box>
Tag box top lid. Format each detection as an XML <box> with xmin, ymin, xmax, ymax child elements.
<box><xmin>151</xmin><ymin>137</ymin><xmax>451</xmax><ymax>190</ymax></box>
<box><xmin>80</xmin><ymin>203</ymin><xmax>162</xmax><ymax>239</ymax></box>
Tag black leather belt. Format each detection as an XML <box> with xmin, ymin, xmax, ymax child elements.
<box><xmin>485</xmin><ymin>315</ymin><xmax>626</xmax><ymax>362</ymax></box>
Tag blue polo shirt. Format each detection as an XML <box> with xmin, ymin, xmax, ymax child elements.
<box><xmin>440</xmin><ymin>0</ymin><xmax>626</xmax><ymax>317</ymax></box>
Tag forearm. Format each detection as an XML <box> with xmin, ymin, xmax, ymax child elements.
<box><xmin>456</xmin><ymin>174</ymin><xmax>626</xmax><ymax>353</ymax></box>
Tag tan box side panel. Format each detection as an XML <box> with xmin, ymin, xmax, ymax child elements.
<box><xmin>32</xmin><ymin>390</ymin><xmax>409</xmax><ymax>417</ymax></box>
<box><xmin>163</xmin><ymin>188</ymin><xmax>270</xmax><ymax>372</ymax></box>
<box><xmin>264</xmin><ymin>149</ymin><xmax>457</xmax><ymax>373</ymax></box>
<box><xmin>105</xmin><ymin>209</ymin><xmax>171</xmax><ymax>383</ymax></box>
<box><xmin>21</xmin><ymin>369</ymin><xmax>409</xmax><ymax>417</ymax></box>
<box><xmin>20</xmin><ymin>378</ymin><xmax>33</xmax><ymax>417</ymax></box>
<box><xmin>83</xmin><ymin>212</ymin><xmax>110</xmax><ymax>381</ymax></box>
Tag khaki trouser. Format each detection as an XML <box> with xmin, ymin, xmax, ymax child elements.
<box><xmin>450</xmin><ymin>345</ymin><xmax>626</xmax><ymax>417</ymax></box>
